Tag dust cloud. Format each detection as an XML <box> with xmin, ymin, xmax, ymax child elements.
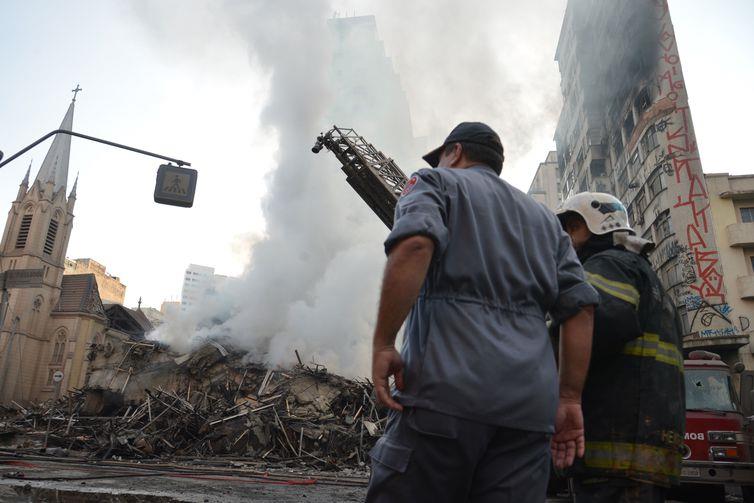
<box><xmin>133</xmin><ymin>0</ymin><xmax>566</xmax><ymax>376</ymax></box>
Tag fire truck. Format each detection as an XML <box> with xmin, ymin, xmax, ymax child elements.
<box><xmin>314</xmin><ymin>126</ymin><xmax>754</xmax><ymax>501</ymax></box>
<box><xmin>672</xmin><ymin>350</ymin><xmax>754</xmax><ymax>502</ymax></box>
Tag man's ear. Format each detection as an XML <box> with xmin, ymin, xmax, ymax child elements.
<box><xmin>449</xmin><ymin>143</ymin><xmax>463</xmax><ymax>167</ymax></box>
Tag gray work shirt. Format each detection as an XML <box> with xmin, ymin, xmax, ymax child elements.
<box><xmin>385</xmin><ymin>165</ymin><xmax>599</xmax><ymax>433</ymax></box>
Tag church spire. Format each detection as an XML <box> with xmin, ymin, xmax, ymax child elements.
<box><xmin>21</xmin><ymin>160</ymin><xmax>31</xmax><ymax>186</ymax></box>
<box><xmin>33</xmin><ymin>95</ymin><xmax>76</xmax><ymax>194</ymax></box>
<box><xmin>69</xmin><ymin>172</ymin><xmax>79</xmax><ymax>199</ymax></box>
<box><xmin>16</xmin><ymin>160</ymin><xmax>32</xmax><ymax>201</ymax></box>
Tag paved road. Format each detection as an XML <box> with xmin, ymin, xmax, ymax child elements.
<box><xmin>0</xmin><ymin>457</ymin><xmax>737</xmax><ymax>502</ymax></box>
<box><xmin>0</xmin><ymin>457</ymin><xmax>367</xmax><ymax>502</ymax></box>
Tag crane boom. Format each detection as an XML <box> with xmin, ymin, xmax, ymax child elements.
<box><xmin>312</xmin><ymin>126</ymin><xmax>409</xmax><ymax>229</ymax></box>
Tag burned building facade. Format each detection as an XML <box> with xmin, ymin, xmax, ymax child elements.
<box><xmin>528</xmin><ymin>151</ymin><xmax>562</xmax><ymax>211</ymax></box>
<box><xmin>554</xmin><ymin>0</ymin><xmax>752</xmax><ymax>365</ymax></box>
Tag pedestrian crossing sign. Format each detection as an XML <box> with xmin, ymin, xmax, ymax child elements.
<box><xmin>154</xmin><ymin>164</ymin><xmax>197</xmax><ymax>207</ymax></box>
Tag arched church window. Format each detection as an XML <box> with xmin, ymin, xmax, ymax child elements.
<box><xmin>51</xmin><ymin>329</ymin><xmax>67</xmax><ymax>365</ymax></box>
<box><xmin>43</xmin><ymin>217</ymin><xmax>59</xmax><ymax>255</ymax></box>
<box><xmin>15</xmin><ymin>215</ymin><xmax>33</xmax><ymax>249</ymax></box>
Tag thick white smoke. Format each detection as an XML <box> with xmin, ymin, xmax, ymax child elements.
<box><xmin>141</xmin><ymin>0</ymin><xmax>389</xmax><ymax>376</ymax></box>
<box><xmin>134</xmin><ymin>1</ymin><xmax>566</xmax><ymax>377</ymax></box>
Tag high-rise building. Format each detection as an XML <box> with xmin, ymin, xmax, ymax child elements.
<box><xmin>528</xmin><ymin>151</ymin><xmax>562</xmax><ymax>211</ymax></box>
<box><xmin>64</xmin><ymin>257</ymin><xmax>126</xmax><ymax>304</ymax></box>
<box><xmin>553</xmin><ymin>0</ymin><xmax>751</xmax><ymax>365</ymax></box>
<box><xmin>180</xmin><ymin>264</ymin><xmax>235</xmax><ymax>311</ymax></box>
<box><xmin>180</xmin><ymin>264</ymin><xmax>215</xmax><ymax>311</ymax></box>
<box><xmin>0</xmin><ymin>96</ymin><xmax>109</xmax><ymax>403</ymax></box>
<box><xmin>327</xmin><ymin>15</ymin><xmax>419</xmax><ymax>166</ymax></box>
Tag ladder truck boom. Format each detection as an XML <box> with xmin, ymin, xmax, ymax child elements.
<box><xmin>312</xmin><ymin>126</ymin><xmax>409</xmax><ymax>229</ymax></box>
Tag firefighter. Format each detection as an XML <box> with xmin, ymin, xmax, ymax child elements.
<box><xmin>366</xmin><ymin>122</ymin><xmax>599</xmax><ymax>502</ymax></box>
<box><xmin>555</xmin><ymin>192</ymin><xmax>685</xmax><ymax>503</ymax></box>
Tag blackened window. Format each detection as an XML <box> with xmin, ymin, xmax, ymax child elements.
<box><xmin>655</xmin><ymin>210</ymin><xmax>673</xmax><ymax>241</ymax></box>
<box><xmin>740</xmin><ymin>207</ymin><xmax>754</xmax><ymax>223</ymax></box>
<box><xmin>640</xmin><ymin>125</ymin><xmax>659</xmax><ymax>155</ymax></box>
<box><xmin>665</xmin><ymin>261</ymin><xmax>682</xmax><ymax>287</ymax></box>
<box><xmin>648</xmin><ymin>171</ymin><xmax>666</xmax><ymax>199</ymax></box>
<box><xmin>635</xmin><ymin>88</ymin><xmax>651</xmax><ymax>113</ymax></box>
<box><xmin>624</xmin><ymin>113</ymin><xmax>635</xmax><ymax>139</ymax></box>
<box><xmin>635</xmin><ymin>192</ymin><xmax>646</xmax><ymax>224</ymax></box>
<box><xmin>590</xmin><ymin>159</ymin><xmax>607</xmax><ymax>178</ymax></box>
<box><xmin>628</xmin><ymin>150</ymin><xmax>640</xmax><ymax>177</ymax></box>
<box><xmin>15</xmin><ymin>215</ymin><xmax>33</xmax><ymax>249</ymax></box>
<box><xmin>613</xmin><ymin>134</ymin><xmax>624</xmax><ymax>158</ymax></box>
<box><xmin>43</xmin><ymin>219</ymin><xmax>58</xmax><ymax>255</ymax></box>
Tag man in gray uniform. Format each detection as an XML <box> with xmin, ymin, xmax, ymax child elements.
<box><xmin>366</xmin><ymin>122</ymin><xmax>599</xmax><ymax>503</ymax></box>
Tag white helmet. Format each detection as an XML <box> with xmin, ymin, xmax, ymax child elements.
<box><xmin>555</xmin><ymin>192</ymin><xmax>634</xmax><ymax>235</ymax></box>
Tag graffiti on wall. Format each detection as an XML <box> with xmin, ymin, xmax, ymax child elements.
<box><xmin>654</xmin><ymin>0</ymin><xmax>733</xmax><ymax>339</ymax></box>
<box><xmin>681</xmin><ymin>294</ymin><xmax>749</xmax><ymax>340</ymax></box>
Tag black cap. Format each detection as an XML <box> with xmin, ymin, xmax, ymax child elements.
<box><xmin>422</xmin><ymin>122</ymin><xmax>504</xmax><ymax>171</ymax></box>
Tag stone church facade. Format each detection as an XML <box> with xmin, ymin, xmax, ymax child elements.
<box><xmin>0</xmin><ymin>98</ymin><xmax>108</xmax><ymax>404</ymax></box>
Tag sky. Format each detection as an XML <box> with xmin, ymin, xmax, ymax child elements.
<box><xmin>1</xmin><ymin>0</ymin><xmax>753</xmax><ymax>312</ymax></box>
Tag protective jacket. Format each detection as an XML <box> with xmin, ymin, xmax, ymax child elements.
<box><xmin>568</xmin><ymin>233</ymin><xmax>685</xmax><ymax>487</ymax></box>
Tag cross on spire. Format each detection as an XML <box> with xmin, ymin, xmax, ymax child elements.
<box><xmin>71</xmin><ymin>84</ymin><xmax>82</xmax><ymax>102</ymax></box>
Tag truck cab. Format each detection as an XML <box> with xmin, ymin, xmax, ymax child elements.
<box><xmin>676</xmin><ymin>350</ymin><xmax>754</xmax><ymax>501</ymax></box>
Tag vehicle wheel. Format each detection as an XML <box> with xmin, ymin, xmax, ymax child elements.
<box><xmin>742</xmin><ymin>485</ymin><xmax>754</xmax><ymax>503</ymax></box>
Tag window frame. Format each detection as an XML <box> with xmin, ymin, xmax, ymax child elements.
<box><xmin>740</xmin><ymin>207</ymin><xmax>754</xmax><ymax>223</ymax></box>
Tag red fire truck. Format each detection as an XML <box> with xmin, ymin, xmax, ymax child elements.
<box><xmin>672</xmin><ymin>350</ymin><xmax>754</xmax><ymax>502</ymax></box>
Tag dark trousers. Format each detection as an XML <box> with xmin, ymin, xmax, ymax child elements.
<box><xmin>365</xmin><ymin>407</ymin><xmax>550</xmax><ymax>503</ymax></box>
<box><xmin>572</xmin><ymin>477</ymin><xmax>666</xmax><ymax>503</ymax></box>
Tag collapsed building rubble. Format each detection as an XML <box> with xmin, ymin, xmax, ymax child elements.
<box><xmin>0</xmin><ymin>333</ymin><xmax>386</xmax><ymax>471</ymax></box>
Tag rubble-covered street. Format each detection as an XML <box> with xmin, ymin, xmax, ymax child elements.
<box><xmin>0</xmin><ymin>336</ymin><xmax>389</xmax><ymax>501</ymax></box>
<box><xmin>1</xmin><ymin>336</ymin><xmax>385</xmax><ymax>470</ymax></box>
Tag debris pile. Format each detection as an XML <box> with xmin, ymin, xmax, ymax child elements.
<box><xmin>1</xmin><ymin>347</ymin><xmax>386</xmax><ymax>470</ymax></box>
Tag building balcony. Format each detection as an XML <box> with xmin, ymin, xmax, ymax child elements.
<box><xmin>726</xmin><ymin>222</ymin><xmax>754</xmax><ymax>247</ymax></box>
<box><xmin>737</xmin><ymin>275</ymin><xmax>754</xmax><ymax>300</ymax></box>
<box><xmin>683</xmin><ymin>331</ymin><xmax>750</xmax><ymax>354</ymax></box>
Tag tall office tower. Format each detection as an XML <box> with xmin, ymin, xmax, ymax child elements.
<box><xmin>328</xmin><ymin>15</ymin><xmax>419</xmax><ymax>167</ymax></box>
<box><xmin>554</xmin><ymin>0</ymin><xmax>751</xmax><ymax>364</ymax></box>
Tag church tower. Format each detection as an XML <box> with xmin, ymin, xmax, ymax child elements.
<box><xmin>0</xmin><ymin>98</ymin><xmax>77</xmax><ymax>305</ymax></box>
<box><xmin>0</xmin><ymin>95</ymin><xmax>95</xmax><ymax>403</ymax></box>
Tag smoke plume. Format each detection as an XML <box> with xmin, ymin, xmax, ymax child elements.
<box><xmin>133</xmin><ymin>1</ymin><xmax>567</xmax><ymax>376</ymax></box>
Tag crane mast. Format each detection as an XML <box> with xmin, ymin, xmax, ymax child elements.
<box><xmin>312</xmin><ymin>126</ymin><xmax>409</xmax><ymax>229</ymax></box>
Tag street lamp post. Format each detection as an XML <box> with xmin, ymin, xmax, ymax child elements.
<box><xmin>0</xmin><ymin>129</ymin><xmax>197</xmax><ymax>207</ymax></box>
<box><xmin>0</xmin><ymin>129</ymin><xmax>190</xmax><ymax>168</ymax></box>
